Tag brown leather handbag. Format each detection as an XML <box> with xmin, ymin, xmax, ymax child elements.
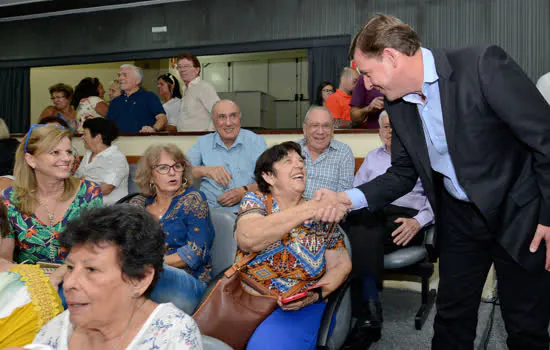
<box><xmin>193</xmin><ymin>194</ymin><xmax>279</xmax><ymax>350</ymax></box>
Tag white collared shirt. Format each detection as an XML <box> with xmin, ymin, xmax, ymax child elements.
<box><xmin>177</xmin><ymin>77</ymin><xmax>220</xmax><ymax>131</ymax></box>
<box><xmin>75</xmin><ymin>145</ymin><xmax>129</xmax><ymax>205</ymax></box>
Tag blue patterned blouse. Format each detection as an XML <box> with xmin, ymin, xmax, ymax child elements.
<box><xmin>130</xmin><ymin>186</ymin><xmax>215</xmax><ymax>283</ymax></box>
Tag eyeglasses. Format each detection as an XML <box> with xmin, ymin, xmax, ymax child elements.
<box><xmin>24</xmin><ymin>123</ymin><xmax>67</xmax><ymax>154</ymax></box>
<box><xmin>152</xmin><ymin>163</ymin><xmax>185</xmax><ymax>174</ymax></box>
<box><xmin>176</xmin><ymin>65</ymin><xmax>195</xmax><ymax>71</ymax></box>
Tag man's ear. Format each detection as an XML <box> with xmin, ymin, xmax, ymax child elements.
<box><xmin>383</xmin><ymin>48</ymin><xmax>399</xmax><ymax>68</ymax></box>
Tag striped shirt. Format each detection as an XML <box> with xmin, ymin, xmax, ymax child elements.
<box><xmin>296</xmin><ymin>138</ymin><xmax>355</xmax><ymax>200</ymax></box>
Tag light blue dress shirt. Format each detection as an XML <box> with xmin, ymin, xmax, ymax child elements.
<box><xmin>186</xmin><ymin>129</ymin><xmax>267</xmax><ymax>213</ymax></box>
<box><xmin>346</xmin><ymin>47</ymin><xmax>469</xmax><ymax>210</ymax></box>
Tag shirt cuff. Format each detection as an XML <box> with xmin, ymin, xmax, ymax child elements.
<box><xmin>414</xmin><ymin>211</ymin><xmax>433</xmax><ymax>228</ymax></box>
<box><xmin>176</xmin><ymin>244</ymin><xmax>202</xmax><ymax>270</ymax></box>
<box><xmin>345</xmin><ymin>188</ymin><xmax>368</xmax><ymax>210</ymax></box>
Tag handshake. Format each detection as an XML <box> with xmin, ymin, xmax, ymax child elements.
<box><xmin>308</xmin><ymin>189</ymin><xmax>355</xmax><ymax>223</ymax></box>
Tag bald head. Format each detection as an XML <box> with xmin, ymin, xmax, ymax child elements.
<box><xmin>212</xmin><ymin>99</ymin><xmax>241</xmax><ymax>117</ymax></box>
<box><xmin>340</xmin><ymin>67</ymin><xmax>359</xmax><ymax>94</ymax></box>
<box><xmin>212</xmin><ymin>99</ymin><xmax>242</xmax><ymax>147</ymax></box>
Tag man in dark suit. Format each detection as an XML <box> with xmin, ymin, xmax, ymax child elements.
<box><xmin>316</xmin><ymin>14</ymin><xmax>550</xmax><ymax>349</ymax></box>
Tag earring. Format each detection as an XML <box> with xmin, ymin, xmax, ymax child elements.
<box><xmin>134</xmin><ymin>292</ymin><xmax>140</xmax><ymax>297</ymax></box>
<box><xmin>181</xmin><ymin>178</ymin><xmax>188</xmax><ymax>189</ymax></box>
<box><xmin>149</xmin><ymin>182</ymin><xmax>156</xmax><ymax>193</ymax></box>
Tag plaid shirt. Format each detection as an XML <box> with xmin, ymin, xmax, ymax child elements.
<box><xmin>297</xmin><ymin>138</ymin><xmax>355</xmax><ymax>200</ymax></box>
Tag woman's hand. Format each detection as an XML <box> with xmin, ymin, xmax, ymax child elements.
<box><xmin>278</xmin><ymin>291</ymin><xmax>320</xmax><ymax>311</ymax></box>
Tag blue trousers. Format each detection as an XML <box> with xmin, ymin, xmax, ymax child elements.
<box><xmin>247</xmin><ymin>302</ymin><xmax>327</xmax><ymax>350</ymax></box>
<box><xmin>150</xmin><ymin>264</ymin><xmax>207</xmax><ymax>314</ymax></box>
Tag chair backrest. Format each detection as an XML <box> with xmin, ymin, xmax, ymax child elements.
<box><xmin>128</xmin><ymin>164</ymin><xmax>140</xmax><ymax>194</ymax></box>
<box><xmin>209</xmin><ymin>208</ymin><xmax>238</xmax><ymax>277</ymax></box>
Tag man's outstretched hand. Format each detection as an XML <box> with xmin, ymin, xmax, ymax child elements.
<box><xmin>311</xmin><ymin>189</ymin><xmax>354</xmax><ymax>223</ymax></box>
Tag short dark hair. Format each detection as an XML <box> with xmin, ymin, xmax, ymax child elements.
<box><xmin>60</xmin><ymin>205</ymin><xmax>165</xmax><ymax>297</ymax></box>
<box><xmin>254</xmin><ymin>141</ymin><xmax>304</xmax><ymax>194</ymax></box>
<box><xmin>177</xmin><ymin>53</ymin><xmax>201</xmax><ymax>74</ymax></box>
<box><xmin>349</xmin><ymin>14</ymin><xmax>421</xmax><ymax>59</ymax></box>
<box><xmin>48</xmin><ymin>83</ymin><xmax>74</xmax><ymax>99</ymax></box>
<box><xmin>157</xmin><ymin>73</ymin><xmax>183</xmax><ymax>99</ymax></box>
<box><xmin>39</xmin><ymin>116</ymin><xmax>70</xmax><ymax>129</ymax></box>
<box><xmin>72</xmin><ymin>77</ymin><xmax>102</xmax><ymax>109</ymax></box>
<box><xmin>82</xmin><ymin>118</ymin><xmax>119</xmax><ymax>146</ymax></box>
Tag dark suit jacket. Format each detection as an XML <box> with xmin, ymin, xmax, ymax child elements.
<box><xmin>358</xmin><ymin>45</ymin><xmax>550</xmax><ymax>272</ymax></box>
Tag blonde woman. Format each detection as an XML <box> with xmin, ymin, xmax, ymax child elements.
<box><xmin>107</xmin><ymin>79</ymin><xmax>122</xmax><ymax>102</ymax></box>
<box><xmin>0</xmin><ymin>124</ymin><xmax>102</xmax><ymax>263</ymax></box>
<box><xmin>0</xmin><ymin>118</ymin><xmax>19</xmax><ymax>176</ymax></box>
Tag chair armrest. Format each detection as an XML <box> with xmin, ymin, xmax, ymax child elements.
<box><xmin>115</xmin><ymin>192</ymin><xmax>142</xmax><ymax>204</ymax></box>
<box><xmin>423</xmin><ymin>225</ymin><xmax>437</xmax><ymax>262</ymax></box>
<box><xmin>316</xmin><ymin>276</ymin><xmax>352</xmax><ymax>349</ymax></box>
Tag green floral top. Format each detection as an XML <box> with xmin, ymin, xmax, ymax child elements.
<box><xmin>0</xmin><ymin>180</ymin><xmax>103</xmax><ymax>264</ymax></box>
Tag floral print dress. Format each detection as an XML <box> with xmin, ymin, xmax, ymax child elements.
<box><xmin>0</xmin><ymin>180</ymin><xmax>103</xmax><ymax>264</ymax></box>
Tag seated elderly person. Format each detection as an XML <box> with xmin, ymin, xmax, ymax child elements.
<box><xmin>342</xmin><ymin>111</ymin><xmax>434</xmax><ymax>346</ymax></box>
<box><xmin>106</xmin><ymin>64</ymin><xmax>168</xmax><ymax>133</ymax></box>
<box><xmin>29</xmin><ymin>205</ymin><xmax>202</xmax><ymax>349</ymax></box>
<box><xmin>187</xmin><ymin>99</ymin><xmax>267</xmax><ymax>213</ymax></box>
<box><xmin>297</xmin><ymin>106</ymin><xmax>354</xmax><ymax>199</ymax></box>
<box><xmin>130</xmin><ymin>143</ymin><xmax>214</xmax><ymax>314</ymax></box>
<box><xmin>75</xmin><ymin>118</ymin><xmax>129</xmax><ymax>205</ymax></box>
<box><xmin>0</xmin><ymin>124</ymin><xmax>102</xmax><ymax>263</ymax></box>
<box><xmin>0</xmin><ymin>202</ymin><xmax>65</xmax><ymax>348</ymax></box>
<box><xmin>234</xmin><ymin>141</ymin><xmax>352</xmax><ymax>350</ymax></box>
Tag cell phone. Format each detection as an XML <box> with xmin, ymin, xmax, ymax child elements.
<box><xmin>280</xmin><ymin>283</ymin><xmax>328</xmax><ymax>304</ymax></box>
<box><xmin>280</xmin><ymin>291</ymin><xmax>308</xmax><ymax>304</ymax></box>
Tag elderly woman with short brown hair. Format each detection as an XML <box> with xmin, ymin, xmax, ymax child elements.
<box><xmin>30</xmin><ymin>204</ymin><xmax>202</xmax><ymax>349</ymax></box>
<box><xmin>130</xmin><ymin>143</ymin><xmax>214</xmax><ymax>314</ymax></box>
<box><xmin>233</xmin><ymin>141</ymin><xmax>352</xmax><ymax>350</ymax></box>
<box><xmin>39</xmin><ymin>83</ymin><xmax>78</xmax><ymax>133</ymax></box>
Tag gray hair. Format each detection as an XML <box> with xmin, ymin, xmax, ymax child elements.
<box><xmin>120</xmin><ymin>64</ymin><xmax>143</xmax><ymax>83</ymax></box>
<box><xmin>378</xmin><ymin>110</ymin><xmax>389</xmax><ymax>127</ymax></box>
<box><xmin>0</xmin><ymin>118</ymin><xmax>9</xmax><ymax>139</ymax></box>
<box><xmin>303</xmin><ymin>105</ymin><xmax>333</xmax><ymax>124</ymax></box>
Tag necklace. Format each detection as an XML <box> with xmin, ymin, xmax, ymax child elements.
<box><xmin>153</xmin><ymin>198</ymin><xmax>166</xmax><ymax>219</ymax></box>
<box><xmin>37</xmin><ymin>196</ymin><xmax>58</xmax><ymax>262</ymax></box>
<box><xmin>78</xmin><ymin>299</ymin><xmax>147</xmax><ymax>350</ymax></box>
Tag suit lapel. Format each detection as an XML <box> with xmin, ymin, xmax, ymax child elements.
<box><xmin>432</xmin><ymin>49</ymin><xmax>458</xmax><ymax>158</ymax></box>
<box><xmin>391</xmin><ymin>102</ymin><xmax>433</xmax><ymax>186</ymax></box>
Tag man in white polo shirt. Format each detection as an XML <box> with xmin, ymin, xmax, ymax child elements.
<box><xmin>176</xmin><ymin>53</ymin><xmax>220</xmax><ymax>131</ymax></box>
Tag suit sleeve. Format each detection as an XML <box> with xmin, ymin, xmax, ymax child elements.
<box><xmin>356</xmin><ymin>118</ymin><xmax>419</xmax><ymax>212</ymax></box>
<box><xmin>479</xmin><ymin>45</ymin><xmax>550</xmax><ymax>226</ymax></box>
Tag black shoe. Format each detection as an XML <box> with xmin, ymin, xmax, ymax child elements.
<box><xmin>365</xmin><ymin>299</ymin><xmax>383</xmax><ymax>328</ymax></box>
<box><xmin>344</xmin><ymin>300</ymin><xmax>383</xmax><ymax>349</ymax></box>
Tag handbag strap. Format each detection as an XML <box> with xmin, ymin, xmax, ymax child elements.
<box><xmin>226</xmin><ymin>193</ymin><xmax>273</xmax><ymax>277</ymax></box>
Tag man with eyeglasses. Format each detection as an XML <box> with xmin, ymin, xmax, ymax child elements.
<box><xmin>296</xmin><ymin>106</ymin><xmax>354</xmax><ymax>200</ymax></box>
<box><xmin>187</xmin><ymin>100</ymin><xmax>266</xmax><ymax>213</ymax></box>
<box><xmin>176</xmin><ymin>53</ymin><xmax>220</xmax><ymax>131</ymax></box>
